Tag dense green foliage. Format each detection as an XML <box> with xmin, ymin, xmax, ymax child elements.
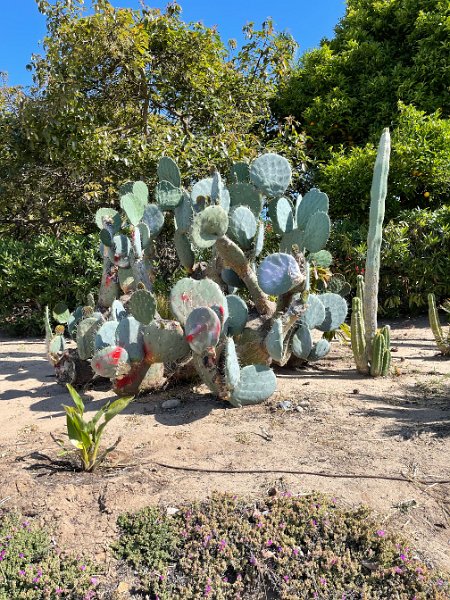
<box><xmin>0</xmin><ymin>234</ymin><xmax>101</xmax><ymax>334</ymax></box>
<box><xmin>0</xmin><ymin>511</ymin><xmax>97</xmax><ymax>599</ymax></box>
<box><xmin>329</xmin><ymin>206</ymin><xmax>450</xmax><ymax>316</ymax></box>
<box><xmin>115</xmin><ymin>492</ymin><xmax>449</xmax><ymax>599</ymax></box>
<box><xmin>0</xmin><ymin>0</ymin><xmax>304</xmax><ymax>237</ymax></box>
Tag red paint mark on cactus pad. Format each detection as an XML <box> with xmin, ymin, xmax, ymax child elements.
<box><xmin>186</xmin><ymin>334</ymin><xmax>194</xmax><ymax>343</ymax></box>
<box><xmin>218</xmin><ymin>305</ymin><xmax>224</xmax><ymax>316</ymax></box>
<box><xmin>115</xmin><ymin>374</ymin><xmax>134</xmax><ymax>389</ymax></box>
<box><xmin>181</xmin><ymin>293</ymin><xmax>190</xmax><ymax>302</ymax></box>
<box><xmin>111</xmin><ymin>347</ymin><xmax>123</xmax><ymax>364</ymax></box>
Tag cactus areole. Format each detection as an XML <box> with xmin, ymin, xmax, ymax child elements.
<box><xmin>45</xmin><ymin>153</ymin><xmax>350</xmax><ymax>404</ymax></box>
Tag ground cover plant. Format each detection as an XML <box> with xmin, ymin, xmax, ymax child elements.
<box><xmin>0</xmin><ymin>511</ymin><xmax>98</xmax><ymax>599</ymax></box>
<box><xmin>114</xmin><ymin>491</ymin><xmax>449</xmax><ymax>599</ymax></box>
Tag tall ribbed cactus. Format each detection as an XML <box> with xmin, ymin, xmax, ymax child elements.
<box><xmin>428</xmin><ymin>293</ymin><xmax>450</xmax><ymax>355</ymax></box>
<box><xmin>351</xmin><ymin>129</ymin><xmax>392</xmax><ymax>376</ymax></box>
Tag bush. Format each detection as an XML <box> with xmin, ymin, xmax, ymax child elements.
<box><xmin>317</xmin><ymin>105</ymin><xmax>450</xmax><ymax>222</ymax></box>
<box><xmin>0</xmin><ymin>511</ymin><xmax>98</xmax><ymax>599</ymax></box>
<box><xmin>115</xmin><ymin>492</ymin><xmax>449</xmax><ymax>599</ymax></box>
<box><xmin>0</xmin><ymin>234</ymin><xmax>102</xmax><ymax>336</ymax></box>
<box><xmin>328</xmin><ymin>206</ymin><xmax>450</xmax><ymax>316</ymax></box>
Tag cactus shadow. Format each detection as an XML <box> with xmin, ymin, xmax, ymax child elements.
<box><xmin>153</xmin><ymin>394</ymin><xmax>223</xmax><ymax>426</ymax></box>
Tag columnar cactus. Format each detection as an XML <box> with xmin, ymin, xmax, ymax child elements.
<box><xmin>351</xmin><ymin>129</ymin><xmax>392</xmax><ymax>376</ymax></box>
<box><xmin>45</xmin><ymin>152</ymin><xmax>350</xmax><ymax>404</ymax></box>
<box><xmin>428</xmin><ymin>293</ymin><xmax>450</xmax><ymax>355</ymax></box>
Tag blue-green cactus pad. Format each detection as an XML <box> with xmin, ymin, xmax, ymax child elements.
<box><xmin>225</xmin><ymin>294</ymin><xmax>248</xmax><ymax>336</ymax></box>
<box><xmin>100</xmin><ymin>228</ymin><xmax>113</xmax><ymax>247</ymax></box>
<box><xmin>221</xmin><ymin>268</ymin><xmax>244</xmax><ymax>289</ymax></box>
<box><xmin>295</xmin><ymin>188</ymin><xmax>329</xmax><ymax>229</ymax></box>
<box><xmin>191</xmin><ymin>177</ymin><xmax>230</xmax><ymax>212</ymax></box>
<box><xmin>118</xmin><ymin>268</ymin><xmax>135</xmax><ymax>294</ymax></box>
<box><xmin>249</xmin><ymin>153</ymin><xmax>292</xmax><ymax>198</ymax></box>
<box><xmin>112</xmin><ymin>235</ymin><xmax>132</xmax><ymax>266</ymax></box>
<box><xmin>308</xmin><ymin>338</ymin><xmax>331</xmax><ymax>362</ymax></box>
<box><xmin>67</xmin><ymin>306</ymin><xmax>83</xmax><ymax>337</ymax></box>
<box><xmin>174</xmin><ymin>230</ymin><xmax>195</xmax><ymax>270</ymax></box>
<box><xmin>279</xmin><ymin>228</ymin><xmax>306</xmax><ymax>253</ymax></box>
<box><xmin>230</xmin><ymin>162</ymin><xmax>250</xmax><ymax>183</ymax></box>
<box><xmin>120</xmin><ymin>191</ymin><xmax>146</xmax><ymax>226</ymax></box>
<box><xmin>119</xmin><ymin>180</ymin><xmax>148</xmax><ymax>202</ymax></box>
<box><xmin>49</xmin><ymin>334</ymin><xmax>66</xmax><ymax>355</ymax></box>
<box><xmin>300</xmin><ymin>294</ymin><xmax>326</xmax><ymax>329</ymax></box>
<box><xmin>303</xmin><ymin>210</ymin><xmax>331</xmax><ymax>253</ymax></box>
<box><xmin>53</xmin><ymin>302</ymin><xmax>70</xmax><ymax>324</ymax></box>
<box><xmin>185</xmin><ymin>306</ymin><xmax>221</xmax><ymax>354</ymax></box>
<box><xmin>191</xmin><ymin>205</ymin><xmax>229</xmax><ymax>249</ymax></box>
<box><xmin>170</xmin><ymin>278</ymin><xmax>227</xmax><ymax>325</ymax></box>
<box><xmin>254</xmin><ymin>222</ymin><xmax>265</xmax><ymax>257</ymax></box>
<box><xmin>228</xmin><ymin>182</ymin><xmax>263</xmax><ymax>217</ymax></box>
<box><xmin>115</xmin><ymin>316</ymin><xmax>144</xmax><ymax>362</ymax></box>
<box><xmin>265</xmin><ymin>318</ymin><xmax>284</xmax><ymax>362</ymax></box>
<box><xmin>142</xmin><ymin>204</ymin><xmax>165</xmax><ymax>237</ymax></box>
<box><xmin>228</xmin><ymin>205</ymin><xmax>257</xmax><ymax>249</ymax></box>
<box><xmin>268</xmin><ymin>197</ymin><xmax>294</xmax><ymax>235</ymax></box>
<box><xmin>77</xmin><ymin>316</ymin><xmax>104</xmax><ymax>360</ymax></box>
<box><xmin>316</xmin><ymin>293</ymin><xmax>348</xmax><ymax>332</ymax></box>
<box><xmin>174</xmin><ymin>192</ymin><xmax>193</xmax><ymax>233</ymax></box>
<box><xmin>91</xmin><ymin>346</ymin><xmax>129</xmax><ymax>379</ymax></box>
<box><xmin>99</xmin><ymin>271</ymin><xmax>119</xmax><ymax>307</ymax></box>
<box><xmin>308</xmin><ymin>250</ymin><xmax>333</xmax><ymax>268</ymax></box>
<box><xmin>224</xmin><ymin>337</ymin><xmax>240</xmax><ymax>390</ymax></box>
<box><xmin>157</xmin><ymin>156</ymin><xmax>181</xmax><ymax>188</ymax></box>
<box><xmin>95</xmin><ymin>208</ymin><xmax>121</xmax><ymax>232</ymax></box>
<box><xmin>155</xmin><ymin>180</ymin><xmax>183</xmax><ymax>210</ymax></box>
<box><xmin>129</xmin><ymin>289</ymin><xmax>157</xmax><ymax>325</ymax></box>
<box><xmin>291</xmin><ymin>324</ymin><xmax>313</xmax><ymax>360</ymax></box>
<box><xmin>95</xmin><ymin>320</ymin><xmax>119</xmax><ymax>351</ymax></box>
<box><xmin>257</xmin><ymin>253</ymin><xmax>302</xmax><ymax>296</ymax></box>
<box><xmin>137</xmin><ymin>222</ymin><xmax>151</xmax><ymax>248</ymax></box>
<box><xmin>143</xmin><ymin>320</ymin><xmax>190</xmax><ymax>363</ymax></box>
<box><xmin>111</xmin><ymin>300</ymin><xmax>127</xmax><ymax>321</ymax></box>
<box><xmin>229</xmin><ymin>365</ymin><xmax>277</xmax><ymax>407</ymax></box>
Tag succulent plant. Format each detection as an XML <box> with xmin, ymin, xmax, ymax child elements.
<box><xmin>428</xmin><ymin>293</ymin><xmax>450</xmax><ymax>356</ymax></box>
<box><xmin>45</xmin><ymin>152</ymin><xmax>350</xmax><ymax>403</ymax></box>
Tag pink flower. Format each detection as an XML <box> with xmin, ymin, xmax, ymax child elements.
<box><xmin>376</xmin><ymin>529</ymin><xmax>385</xmax><ymax>537</ymax></box>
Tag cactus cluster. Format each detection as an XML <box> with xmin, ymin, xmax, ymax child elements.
<box><xmin>46</xmin><ymin>153</ymin><xmax>349</xmax><ymax>405</ymax></box>
<box><xmin>428</xmin><ymin>293</ymin><xmax>450</xmax><ymax>356</ymax></box>
<box><xmin>351</xmin><ymin>129</ymin><xmax>392</xmax><ymax>376</ymax></box>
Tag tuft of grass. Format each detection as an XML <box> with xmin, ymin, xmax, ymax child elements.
<box><xmin>0</xmin><ymin>511</ymin><xmax>99</xmax><ymax>600</ymax></box>
<box><xmin>115</xmin><ymin>492</ymin><xmax>449</xmax><ymax>599</ymax></box>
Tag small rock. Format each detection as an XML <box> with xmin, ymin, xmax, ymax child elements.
<box><xmin>295</xmin><ymin>405</ymin><xmax>304</xmax><ymax>412</ymax></box>
<box><xmin>166</xmin><ymin>507</ymin><xmax>179</xmax><ymax>515</ymax></box>
<box><xmin>162</xmin><ymin>398</ymin><xmax>181</xmax><ymax>409</ymax></box>
<box><xmin>277</xmin><ymin>400</ymin><xmax>292</xmax><ymax>411</ymax></box>
<box><xmin>297</xmin><ymin>400</ymin><xmax>310</xmax><ymax>408</ymax></box>
<box><xmin>268</xmin><ymin>487</ymin><xmax>278</xmax><ymax>497</ymax></box>
<box><xmin>352</xmin><ymin>389</ymin><xmax>359</xmax><ymax>394</ymax></box>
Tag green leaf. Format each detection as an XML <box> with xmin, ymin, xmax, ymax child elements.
<box><xmin>104</xmin><ymin>397</ymin><xmax>134</xmax><ymax>423</ymax></box>
<box><xmin>66</xmin><ymin>384</ymin><xmax>85</xmax><ymax>414</ymax></box>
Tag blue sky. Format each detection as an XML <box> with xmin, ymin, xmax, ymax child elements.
<box><xmin>1</xmin><ymin>0</ymin><xmax>346</xmax><ymax>87</ymax></box>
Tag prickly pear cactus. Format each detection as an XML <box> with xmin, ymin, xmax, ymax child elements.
<box><xmin>45</xmin><ymin>152</ymin><xmax>350</xmax><ymax>403</ymax></box>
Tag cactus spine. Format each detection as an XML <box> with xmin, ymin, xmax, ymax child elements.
<box><xmin>428</xmin><ymin>293</ymin><xmax>450</xmax><ymax>355</ymax></box>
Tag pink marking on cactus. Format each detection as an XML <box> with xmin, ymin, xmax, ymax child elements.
<box><xmin>186</xmin><ymin>334</ymin><xmax>194</xmax><ymax>343</ymax></box>
<box><xmin>115</xmin><ymin>373</ymin><xmax>134</xmax><ymax>389</ymax></box>
<box><xmin>111</xmin><ymin>347</ymin><xmax>123</xmax><ymax>364</ymax></box>
<box><xmin>218</xmin><ymin>305</ymin><xmax>225</xmax><ymax>317</ymax></box>
<box><xmin>181</xmin><ymin>293</ymin><xmax>190</xmax><ymax>302</ymax></box>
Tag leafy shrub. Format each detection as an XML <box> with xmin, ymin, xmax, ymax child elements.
<box><xmin>0</xmin><ymin>234</ymin><xmax>102</xmax><ymax>336</ymax></box>
<box><xmin>115</xmin><ymin>492</ymin><xmax>448</xmax><ymax>599</ymax></box>
<box><xmin>0</xmin><ymin>511</ymin><xmax>98</xmax><ymax>599</ymax></box>
<box><xmin>317</xmin><ymin>105</ymin><xmax>450</xmax><ymax>222</ymax></box>
<box><xmin>328</xmin><ymin>206</ymin><xmax>450</xmax><ymax>316</ymax></box>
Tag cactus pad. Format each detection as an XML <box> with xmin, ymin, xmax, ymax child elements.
<box><xmin>303</xmin><ymin>211</ymin><xmax>331</xmax><ymax>253</ymax></box>
<box><xmin>257</xmin><ymin>253</ymin><xmax>302</xmax><ymax>296</ymax></box>
<box><xmin>230</xmin><ymin>162</ymin><xmax>250</xmax><ymax>183</ymax></box>
<box><xmin>157</xmin><ymin>156</ymin><xmax>181</xmax><ymax>188</ymax></box>
<box><xmin>308</xmin><ymin>338</ymin><xmax>331</xmax><ymax>362</ymax></box>
<box><xmin>225</xmin><ymin>294</ymin><xmax>248</xmax><ymax>336</ymax></box>
<box><xmin>115</xmin><ymin>316</ymin><xmax>144</xmax><ymax>362</ymax></box>
<box><xmin>191</xmin><ymin>177</ymin><xmax>230</xmax><ymax>212</ymax></box>
<box><xmin>155</xmin><ymin>180</ymin><xmax>183</xmax><ymax>210</ymax></box>
<box><xmin>191</xmin><ymin>205</ymin><xmax>229</xmax><ymax>249</ymax></box>
<box><xmin>111</xmin><ymin>300</ymin><xmax>127</xmax><ymax>321</ymax></box>
<box><xmin>174</xmin><ymin>230</ymin><xmax>195</xmax><ymax>270</ymax></box>
<box><xmin>184</xmin><ymin>306</ymin><xmax>221</xmax><ymax>354</ymax></box>
<box><xmin>49</xmin><ymin>334</ymin><xmax>66</xmax><ymax>355</ymax></box>
<box><xmin>53</xmin><ymin>302</ymin><xmax>70</xmax><ymax>324</ymax></box>
<box><xmin>268</xmin><ymin>197</ymin><xmax>294</xmax><ymax>235</ymax></box>
<box><xmin>291</xmin><ymin>324</ymin><xmax>313</xmax><ymax>360</ymax></box>
<box><xmin>300</xmin><ymin>294</ymin><xmax>326</xmax><ymax>329</ymax></box>
<box><xmin>228</xmin><ymin>206</ymin><xmax>257</xmax><ymax>249</ymax></box>
<box><xmin>95</xmin><ymin>208</ymin><xmax>121</xmax><ymax>232</ymax></box>
<box><xmin>174</xmin><ymin>192</ymin><xmax>193</xmax><ymax>233</ymax></box>
<box><xmin>221</xmin><ymin>268</ymin><xmax>244</xmax><ymax>289</ymax></box>
<box><xmin>170</xmin><ymin>277</ymin><xmax>227</xmax><ymax>325</ymax></box>
<box><xmin>229</xmin><ymin>365</ymin><xmax>277</xmax><ymax>407</ymax></box>
<box><xmin>129</xmin><ymin>289</ymin><xmax>157</xmax><ymax>325</ymax></box>
<box><xmin>316</xmin><ymin>293</ymin><xmax>348</xmax><ymax>332</ymax></box>
<box><xmin>142</xmin><ymin>204</ymin><xmax>165</xmax><ymax>236</ymax></box>
<box><xmin>250</xmin><ymin>153</ymin><xmax>291</xmax><ymax>198</ymax></box>
<box><xmin>143</xmin><ymin>320</ymin><xmax>190</xmax><ymax>363</ymax></box>
<box><xmin>77</xmin><ymin>316</ymin><xmax>104</xmax><ymax>360</ymax></box>
<box><xmin>120</xmin><ymin>191</ymin><xmax>146</xmax><ymax>226</ymax></box>
<box><xmin>224</xmin><ymin>337</ymin><xmax>240</xmax><ymax>390</ymax></box>
<box><xmin>95</xmin><ymin>320</ymin><xmax>119</xmax><ymax>350</ymax></box>
<box><xmin>295</xmin><ymin>188</ymin><xmax>329</xmax><ymax>229</ymax></box>
<box><xmin>91</xmin><ymin>345</ymin><xmax>129</xmax><ymax>378</ymax></box>
<box><xmin>228</xmin><ymin>182</ymin><xmax>263</xmax><ymax>217</ymax></box>
<box><xmin>265</xmin><ymin>318</ymin><xmax>284</xmax><ymax>362</ymax></box>
<box><xmin>118</xmin><ymin>268</ymin><xmax>135</xmax><ymax>294</ymax></box>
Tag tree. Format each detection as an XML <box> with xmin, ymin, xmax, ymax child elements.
<box><xmin>0</xmin><ymin>1</ymin><xmax>303</xmax><ymax>236</ymax></box>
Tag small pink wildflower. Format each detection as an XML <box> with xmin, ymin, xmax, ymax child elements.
<box><xmin>376</xmin><ymin>529</ymin><xmax>386</xmax><ymax>537</ymax></box>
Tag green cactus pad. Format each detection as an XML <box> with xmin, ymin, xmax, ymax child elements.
<box><xmin>326</xmin><ymin>274</ymin><xmax>347</xmax><ymax>295</ymax></box>
<box><xmin>77</xmin><ymin>316</ymin><xmax>104</xmax><ymax>360</ymax></box>
<box><xmin>118</xmin><ymin>267</ymin><xmax>136</xmax><ymax>294</ymax></box>
<box><xmin>157</xmin><ymin>156</ymin><xmax>181</xmax><ymax>188</ymax></box>
<box><xmin>174</xmin><ymin>230</ymin><xmax>195</xmax><ymax>270</ymax></box>
<box><xmin>91</xmin><ymin>345</ymin><xmax>129</xmax><ymax>379</ymax></box>
<box><xmin>53</xmin><ymin>302</ymin><xmax>70</xmax><ymax>324</ymax></box>
<box><xmin>95</xmin><ymin>208</ymin><xmax>121</xmax><ymax>232</ymax></box>
<box><xmin>268</xmin><ymin>197</ymin><xmax>294</xmax><ymax>235</ymax></box>
<box><xmin>99</xmin><ymin>270</ymin><xmax>119</xmax><ymax>307</ymax></box>
<box><xmin>174</xmin><ymin>192</ymin><xmax>193</xmax><ymax>233</ymax></box>
<box><xmin>308</xmin><ymin>250</ymin><xmax>333</xmax><ymax>268</ymax></box>
<box><xmin>137</xmin><ymin>222</ymin><xmax>151</xmax><ymax>249</ymax></box>
<box><xmin>112</xmin><ymin>235</ymin><xmax>132</xmax><ymax>266</ymax></box>
<box><xmin>100</xmin><ymin>228</ymin><xmax>113</xmax><ymax>247</ymax></box>
<box><xmin>120</xmin><ymin>191</ymin><xmax>146</xmax><ymax>226</ymax></box>
<box><xmin>249</xmin><ymin>153</ymin><xmax>291</xmax><ymax>198</ymax></box>
<box><xmin>224</xmin><ymin>337</ymin><xmax>240</xmax><ymax>390</ymax></box>
<box><xmin>113</xmin><ymin>361</ymin><xmax>164</xmax><ymax>397</ymax></box>
<box><xmin>303</xmin><ymin>211</ymin><xmax>331</xmax><ymax>253</ymax></box>
<box><xmin>95</xmin><ymin>320</ymin><xmax>119</xmax><ymax>350</ymax></box>
<box><xmin>111</xmin><ymin>300</ymin><xmax>127</xmax><ymax>321</ymax></box>
<box><xmin>49</xmin><ymin>334</ymin><xmax>66</xmax><ymax>355</ymax></box>
<box><xmin>115</xmin><ymin>316</ymin><xmax>144</xmax><ymax>362</ymax></box>
<box><xmin>316</xmin><ymin>293</ymin><xmax>348</xmax><ymax>332</ymax></box>
<box><xmin>143</xmin><ymin>320</ymin><xmax>190</xmax><ymax>364</ymax></box>
<box><xmin>191</xmin><ymin>205</ymin><xmax>229</xmax><ymax>249</ymax></box>
<box><xmin>308</xmin><ymin>338</ymin><xmax>331</xmax><ymax>362</ymax></box>
<box><xmin>185</xmin><ymin>306</ymin><xmax>221</xmax><ymax>354</ymax></box>
<box><xmin>230</xmin><ymin>162</ymin><xmax>250</xmax><ymax>183</ymax></box>
<box><xmin>225</xmin><ymin>294</ymin><xmax>248</xmax><ymax>336</ymax></box>
<box><xmin>300</xmin><ymin>294</ymin><xmax>326</xmax><ymax>329</ymax></box>
<box><xmin>257</xmin><ymin>253</ymin><xmax>302</xmax><ymax>296</ymax></box>
<box><xmin>254</xmin><ymin>222</ymin><xmax>265</xmax><ymax>257</ymax></box>
<box><xmin>170</xmin><ymin>277</ymin><xmax>227</xmax><ymax>325</ymax></box>
<box><xmin>67</xmin><ymin>306</ymin><xmax>83</xmax><ymax>337</ymax></box>
<box><xmin>228</xmin><ymin>206</ymin><xmax>257</xmax><ymax>250</ymax></box>
<box><xmin>142</xmin><ymin>204</ymin><xmax>165</xmax><ymax>237</ymax></box>
<box><xmin>221</xmin><ymin>268</ymin><xmax>244</xmax><ymax>289</ymax></box>
<box><xmin>191</xmin><ymin>177</ymin><xmax>230</xmax><ymax>212</ymax></box>
<box><xmin>279</xmin><ymin>228</ymin><xmax>306</xmax><ymax>253</ymax></box>
<box><xmin>229</xmin><ymin>364</ymin><xmax>277</xmax><ymax>407</ymax></box>
<box><xmin>295</xmin><ymin>188</ymin><xmax>329</xmax><ymax>229</ymax></box>
<box><xmin>265</xmin><ymin>318</ymin><xmax>284</xmax><ymax>362</ymax></box>
<box><xmin>155</xmin><ymin>180</ymin><xmax>183</xmax><ymax>210</ymax></box>
<box><xmin>291</xmin><ymin>324</ymin><xmax>313</xmax><ymax>360</ymax></box>
<box><xmin>129</xmin><ymin>289</ymin><xmax>157</xmax><ymax>325</ymax></box>
<box><xmin>119</xmin><ymin>180</ymin><xmax>148</xmax><ymax>202</ymax></box>
<box><xmin>228</xmin><ymin>182</ymin><xmax>263</xmax><ymax>217</ymax></box>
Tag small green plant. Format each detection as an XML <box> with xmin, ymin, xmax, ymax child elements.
<box><xmin>55</xmin><ymin>384</ymin><xmax>134</xmax><ymax>472</ymax></box>
<box><xmin>428</xmin><ymin>293</ymin><xmax>450</xmax><ymax>356</ymax></box>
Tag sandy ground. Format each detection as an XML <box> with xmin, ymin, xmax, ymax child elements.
<box><xmin>0</xmin><ymin>316</ymin><xmax>449</xmax><ymax>584</ymax></box>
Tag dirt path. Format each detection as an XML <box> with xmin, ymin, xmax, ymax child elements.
<box><xmin>0</xmin><ymin>316</ymin><xmax>449</xmax><ymax>574</ymax></box>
